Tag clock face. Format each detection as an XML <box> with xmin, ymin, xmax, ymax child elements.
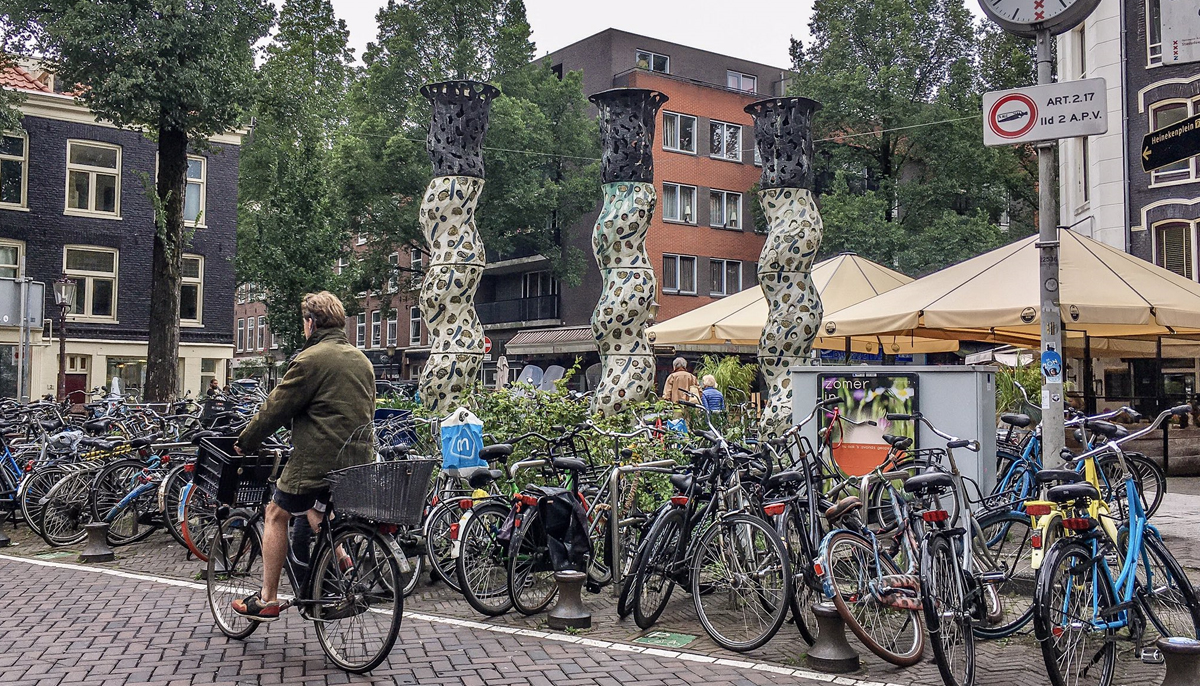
<box><xmin>978</xmin><ymin>0</ymin><xmax>1100</xmax><ymax>36</ymax></box>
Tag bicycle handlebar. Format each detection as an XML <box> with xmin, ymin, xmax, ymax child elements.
<box><xmin>1070</xmin><ymin>405</ymin><xmax>1190</xmax><ymax>463</ymax></box>
<box><xmin>886</xmin><ymin>412</ymin><xmax>980</xmax><ymax>452</ymax></box>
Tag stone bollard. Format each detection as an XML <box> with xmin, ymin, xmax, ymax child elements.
<box><xmin>0</xmin><ymin>510</ymin><xmax>11</xmax><ymax>548</ymax></box>
<box><xmin>78</xmin><ymin>522</ymin><xmax>114</xmax><ymax>563</ymax></box>
<box><xmin>547</xmin><ymin>570</ymin><xmax>591</xmax><ymax>630</ymax></box>
<box><xmin>806</xmin><ymin>602</ymin><xmax>859</xmax><ymax>673</ymax></box>
<box><xmin>1158</xmin><ymin>637</ymin><xmax>1200</xmax><ymax>686</ymax></box>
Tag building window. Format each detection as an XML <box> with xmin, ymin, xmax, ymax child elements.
<box><xmin>710</xmin><ymin>121</ymin><xmax>742</xmax><ymax>161</ymax></box>
<box><xmin>710</xmin><ymin>190</ymin><xmax>742</xmax><ymax>229</ymax></box>
<box><xmin>387</xmin><ymin>315</ymin><xmax>397</xmax><ymax>345</ymax></box>
<box><xmin>0</xmin><ymin>240</ymin><xmax>22</xmax><ymax>278</ymax></box>
<box><xmin>636</xmin><ymin>49</ymin><xmax>669</xmax><ymax>73</ymax></box>
<box><xmin>371</xmin><ymin>311</ymin><xmax>382</xmax><ymax>347</ymax></box>
<box><xmin>271</xmin><ymin>330</ymin><xmax>278</xmax><ymax>349</ymax></box>
<box><xmin>63</xmin><ymin>246</ymin><xmax>117</xmax><ymax>320</ymax></box>
<box><xmin>522</xmin><ymin>271</ymin><xmax>559</xmax><ymax>298</ymax></box>
<box><xmin>1156</xmin><ymin>221</ymin><xmax>1193</xmax><ymax>280</ymax></box>
<box><xmin>1</xmin><ymin>132</ymin><xmax>28</xmax><ymax>208</ymax></box>
<box><xmin>1148</xmin><ymin>0</ymin><xmax>1162</xmax><ymax>65</ymax></box>
<box><xmin>65</xmin><ymin>140</ymin><xmax>120</xmax><ymax>217</ymax></box>
<box><xmin>727</xmin><ymin>71</ymin><xmax>757</xmax><ymax>93</ymax></box>
<box><xmin>180</xmin><ymin>255</ymin><xmax>203</xmax><ymax>324</ymax></box>
<box><xmin>409</xmin><ymin>306</ymin><xmax>422</xmax><ymax>345</ymax></box>
<box><xmin>1075</xmin><ymin>25</ymin><xmax>1086</xmax><ymax>79</ymax></box>
<box><xmin>710</xmin><ymin>259</ymin><xmax>743</xmax><ymax>297</ymax></box>
<box><xmin>662</xmin><ymin>182</ymin><xmax>696</xmax><ymax>223</ymax></box>
<box><xmin>185</xmin><ymin>156</ymin><xmax>206</xmax><ymax>225</ymax></box>
<box><xmin>356</xmin><ymin>313</ymin><xmax>366</xmax><ymax>348</ymax></box>
<box><xmin>257</xmin><ymin>316</ymin><xmax>266</xmax><ymax>350</ymax></box>
<box><xmin>1150</xmin><ymin>100</ymin><xmax>1198</xmax><ymax>184</ymax></box>
<box><xmin>387</xmin><ymin>253</ymin><xmax>399</xmax><ymax>292</ymax></box>
<box><xmin>1079</xmin><ymin>137</ymin><xmax>1090</xmax><ymax>204</ymax></box>
<box><xmin>662</xmin><ymin>254</ymin><xmax>697</xmax><ymax>295</ymax></box>
<box><xmin>335</xmin><ymin>256</ymin><xmax>348</xmax><ymax>275</ymax></box>
<box><xmin>411</xmin><ymin>248</ymin><xmax>423</xmax><ymax>273</ymax></box>
<box><xmin>662</xmin><ymin>112</ymin><xmax>696</xmax><ymax>153</ymax></box>
<box><xmin>236</xmin><ymin>318</ymin><xmax>245</xmax><ymax>352</ymax></box>
<box><xmin>248</xmin><ymin>316</ymin><xmax>257</xmax><ymax>352</ymax></box>
<box><xmin>356</xmin><ymin>233</ymin><xmax>366</xmax><ymax>245</ymax></box>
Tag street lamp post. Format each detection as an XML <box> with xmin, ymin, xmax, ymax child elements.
<box><xmin>52</xmin><ymin>278</ymin><xmax>77</xmax><ymax>403</ymax></box>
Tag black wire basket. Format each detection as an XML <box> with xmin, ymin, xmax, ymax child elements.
<box><xmin>193</xmin><ymin>436</ymin><xmax>288</xmax><ymax>506</ymax></box>
<box><xmin>327</xmin><ymin>459</ymin><xmax>438</xmax><ymax>525</ymax></box>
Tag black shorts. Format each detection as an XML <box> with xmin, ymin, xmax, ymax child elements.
<box><xmin>272</xmin><ymin>486</ymin><xmax>330</xmax><ymax>516</ymax></box>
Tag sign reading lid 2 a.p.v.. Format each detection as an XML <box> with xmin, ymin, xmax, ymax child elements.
<box><xmin>983</xmin><ymin>78</ymin><xmax>1108</xmax><ymax>147</ymax></box>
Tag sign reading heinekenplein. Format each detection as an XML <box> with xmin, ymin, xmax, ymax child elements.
<box><xmin>1141</xmin><ymin>112</ymin><xmax>1200</xmax><ymax>173</ymax></box>
<box><xmin>1162</xmin><ymin>0</ymin><xmax>1200</xmax><ymax>66</ymax></box>
<box><xmin>982</xmin><ymin>78</ymin><xmax>1108</xmax><ymax>147</ymax></box>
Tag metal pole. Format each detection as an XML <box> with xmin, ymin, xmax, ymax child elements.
<box><xmin>1083</xmin><ymin>334</ymin><xmax>1094</xmax><ymax>415</ymax></box>
<box><xmin>1036</xmin><ymin>29</ymin><xmax>1067</xmax><ymax>465</ymax></box>
<box><xmin>17</xmin><ymin>275</ymin><xmax>29</xmax><ymax>403</ymax></box>
<box><xmin>57</xmin><ymin>303</ymin><xmax>67</xmax><ymax>402</ymax></box>
<box><xmin>1158</xmin><ymin>336</ymin><xmax>1169</xmax><ymax>475</ymax></box>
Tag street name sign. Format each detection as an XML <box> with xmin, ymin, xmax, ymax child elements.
<box><xmin>1141</xmin><ymin>112</ymin><xmax>1200</xmax><ymax>173</ymax></box>
<box><xmin>1162</xmin><ymin>0</ymin><xmax>1200</xmax><ymax>66</ymax></box>
<box><xmin>982</xmin><ymin>78</ymin><xmax>1108</xmax><ymax>146</ymax></box>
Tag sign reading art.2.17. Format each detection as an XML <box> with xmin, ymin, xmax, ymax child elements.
<box><xmin>982</xmin><ymin>78</ymin><xmax>1108</xmax><ymax>146</ymax></box>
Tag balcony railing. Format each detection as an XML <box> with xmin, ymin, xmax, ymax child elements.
<box><xmin>477</xmin><ymin>295</ymin><xmax>559</xmax><ymax>325</ymax></box>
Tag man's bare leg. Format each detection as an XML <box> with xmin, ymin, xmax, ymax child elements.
<box><xmin>261</xmin><ymin>502</ymin><xmax>290</xmax><ymax>602</ymax></box>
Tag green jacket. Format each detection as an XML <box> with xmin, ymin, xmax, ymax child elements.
<box><xmin>237</xmin><ymin>327</ymin><xmax>376</xmax><ymax>493</ymax></box>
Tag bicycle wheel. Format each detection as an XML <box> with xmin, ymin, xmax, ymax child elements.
<box><xmin>692</xmin><ymin>513</ymin><xmax>791</xmax><ymax>652</ymax></box>
<box><xmin>205</xmin><ymin>509</ymin><xmax>262</xmax><ymax>640</ymax></box>
<box><xmin>159</xmin><ymin>464</ymin><xmax>190</xmax><ymax>549</ymax></box>
<box><xmin>181</xmin><ymin>483</ymin><xmax>219</xmax><ymax>562</ymax></box>
<box><xmin>1137</xmin><ymin>535</ymin><xmax>1200</xmax><ymax>640</ymax></box>
<box><xmin>632</xmin><ymin>507</ymin><xmax>686</xmax><ymax>630</ymax></box>
<box><xmin>973</xmin><ymin>509</ymin><xmax>1036</xmax><ymax>638</ymax></box>
<box><xmin>1097</xmin><ymin>453</ymin><xmax>1165</xmax><ymax>518</ymax></box>
<box><xmin>311</xmin><ymin>525</ymin><xmax>403</xmax><ymax>673</ymax></box>
<box><xmin>822</xmin><ymin>530</ymin><xmax>925</xmax><ymax>666</ymax></box>
<box><xmin>921</xmin><ymin>533</ymin><xmax>974</xmax><ymax>686</ymax></box>
<box><xmin>424</xmin><ymin>500</ymin><xmax>462</xmax><ymax>592</ymax></box>
<box><xmin>455</xmin><ymin>501</ymin><xmax>513</xmax><ymax>616</ymax></box>
<box><xmin>781</xmin><ymin>504</ymin><xmax>817</xmax><ymax>645</ymax></box>
<box><xmin>39</xmin><ymin>470</ymin><xmax>93</xmax><ymax>547</ymax></box>
<box><xmin>1033</xmin><ymin>539</ymin><xmax>1116</xmax><ymax>686</ymax></box>
<box><xmin>507</xmin><ymin>509</ymin><xmax>557</xmax><ymax>615</ymax></box>
<box><xmin>19</xmin><ymin>465</ymin><xmax>66</xmax><ymax>537</ymax></box>
<box><xmin>90</xmin><ymin>458</ymin><xmax>158</xmax><ymax>546</ymax></box>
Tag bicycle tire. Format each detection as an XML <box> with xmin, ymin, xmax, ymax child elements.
<box><xmin>1097</xmin><ymin>453</ymin><xmax>1165</xmax><ymax>519</ymax></box>
<box><xmin>455</xmin><ymin>500</ymin><xmax>513</xmax><ymax>616</ymax></box>
<box><xmin>632</xmin><ymin>507</ymin><xmax>686</xmax><ymax>630</ymax></box>
<box><xmin>691</xmin><ymin>513</ymin><xmax>791</xmax><ymax>652</ymax></box>
<box><xmin>424</xmin><ymin>500</ymin><xmax>462</xmax><ymax>592</ymax></box>
<box><xmin>38</xmin><ymin>469</ymin><xmax>93</xmax><ymax>547</ymax></box>
<box><xmin>1137</xmin><ymin>534</ymin><xmax>1200</xmax><ymax>640</ymax></box>
<box><xmin>181</xmin><ymin>482</ymin><xmax>219</xmax><ymax>562</ymax></box>
<box><xmin>1033</xmin><ymin>539</ymin><xmax>1116</xmax><ymax>686</ymax></box>
<box><xmin>205</xmin><ymin>509</ymin><xmax>262</xmax><ymax>640</ymax></box>
<box><xmin>972</xmin><ymin>509</ymin><xmax>1036</xmax><ymax>638</ymax></box>
<box><xmin>507</xmin><ymin>509</ymin><xmax>558</xmax><ymax>615</ymax></box>
<box><xmin>822</xmin><ymin>530</ymin><xmax>925</xmax><ymax>666</ymax></box>
<box><xmin>159</xmin><ymin>464</ymin><xmax>190</xmax><ymax>549</ymax></box>
<box><xmin>19</xmin><ymin>465</ymin><xmax>66</xmax><ymax>537</ymax></box>
<box><xmin>90</xmin><ymin>458</ymin><xmax>158</xmax><ymax>546</ymax></box>
<box><xmin>921</xmin><ymin>533</ymin><xmax>974</xmax><ymax>686</ymax></box>
<box><xmin>312</xmin><ymin>525</ymin><xmax>404</xmax><ymax>673</ymax></box>
<box><xmin>780</xmin><ymin>504</ymin><xmax>817</xmax><ymax>645</ymax></box>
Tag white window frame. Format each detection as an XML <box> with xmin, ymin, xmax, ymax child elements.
<box><xmin>63</xmin><ymin>245</ymin><xmax>119</xmax><ymax>321</ymax></box>
<box><xmin>409</xmin><ymin>306</ymin><xmax>422</xmax><ymax>345</ymax></box>
<box><xmin>356</xmin><ymin>313</ymin><xmax>366</xmax><ymax>348</ymax></box>
<box><xmin>257</xmin><ymin>315</ymin><xmax>266</xmax><ymax>351</ymax></box>
<box><xmin>710</xmin><ymin>190</ymin><xmax>742</xmax><ymax>230</ymax></box>
<box><xmin>710</xmin><ymin>121</ymin><xmax>742</xmax><ymax>162</ymax></box>
<box><xmin>662</xmin><ymin>182</ymin><xmax>697</xmax><ymax>224</ymax></box>
<box><xmin>726</xmin><ymin>70</ymin><xmax>757</xmax><ymax>93</ymax></box>
<box><xmin>410</xmin><ymin>248</ymin><xmax>423</xmax><ymax>273</ymax></box>
<box><xmin>371</xmin><ymin>310</ymin><xmax>382</xmax><ymax>348</ymax></box>
<box><xmin>662</xmin><ymin>112</ymin><xmax>697</xmax><ymax>154</ymax></box>
<box><xmin>1149</xmin><ymin>98</ymin><xmax>1200</xmax><ymax>186</ymax></box>
<box><xmin>709</xmin><ymin>258</ymin><xmax>743</xmax><ymax>297</ymax></box>
<box><xmin>64</xmin><ymin>140</ymin><xmax>121</xmax><ymax>218</ymax></box>
<box><xmin>236</xmin><ymin>318</ymin><xmax>245</xmax><ymax>352</ymax></box>
<box><xmin>248</xmin><ymin>316</ymin><xmax>257</xmax><ymax>352</ymax></box>
<box><xmin>387</xmin><ymin>253</ymin><xmax>400</xmax><ymax>292</ymax></box>
<box><xmin>0</xmin><ymin>239</ymin><xmax>23</xmax><ymax>279</ymax></box>
<box><xmin>356</xmin><ymin>233</ymin><xmax>367</xmax><ymax>246</ymax></box>
<box><xmin>271</xmin><ymin>330</ymin><xmax>278</xmax><ymax>350</ymax></box>
<box><xmin>1152</xmin><ymin>219</ymin><xmax>1197</xmax><ymax>281</ymax></box>
<box><xmin>0</xmin><ymin>131</ymin><xmax>29</xmax><ymax>210</ymax></box>
<box><xmin>662</xmin><ymin>254</ymin><xmax>697</xmax><ymax>295</ymax></box>
<box><xmin>387</xmin><ymin>315</ymin><xmax>398</xmax><ymax>346</ymax></box>
<box><xmin>184</xmin><ymin>155</ymin><xmax>207</xmax><ymax>227</ymax></box>
<box><xmin>180</xmin><ymin>254</ymin><xmax>204</xmax><ymax>326</ymax></box>
<box><xmin>635</xmin><ymin>49</ymin><xmax>670</xmax><ymax>73</ymax></box>
<box><xmin>1147</xmin><ymin>0</ymin><xmax>1162</xmax><ymax>66</ymax></box>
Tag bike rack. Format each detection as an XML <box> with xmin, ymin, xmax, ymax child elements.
<box><xmin>608</xmin><ymin>459</ymin><xmax>677</xmax><ymax>593</ymax></box>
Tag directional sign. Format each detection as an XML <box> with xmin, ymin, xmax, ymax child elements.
<box><xmin>983</xmin><ymin>78</ymin><xmax>1108</xmax><ymax>146</ymax></box>
<box><xmin>1142</xmin><ymin>112</ymin><xmax>1200</xmax><ymax>173</ymax></box>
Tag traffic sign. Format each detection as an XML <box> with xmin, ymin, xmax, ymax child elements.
<box><xmin>983</xmin><ymin>78</ymin><xmax>1108</xmax><ymax>146</ymax></box>
<box><xmin>1141</xmin><ymin>112</ymin><xmax>1200</xmax><ymax>173</ymax></box>
<box><xmin>483</xmin><ymin>336</ymin><xmax>492</xmax><ymax>354</ymax></box>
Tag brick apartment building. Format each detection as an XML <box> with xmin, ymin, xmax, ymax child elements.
<box><xmin>0</xmin><ymin>64</ymin><xmax>237</xmax><ymax>399</ymax></box>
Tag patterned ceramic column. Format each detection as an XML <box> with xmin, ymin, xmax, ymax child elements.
<box><xmin>587</xmin><ymin>88</ymin><xmax>669</xmax><ymax>415</ymax></box>
<box><xmin>745</xmin><ymin>97</ymin><xmax>824</xmax><ymax>437</ymax></box>
<box><xmin>417</xmin><ymin>81</ymin><xmax>500</xmax><ymax>412</ymax></box>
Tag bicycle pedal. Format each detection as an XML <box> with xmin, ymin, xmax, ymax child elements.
<box><xmin>1140</xmin><ymin>647</ymin><xmax>1164</xmax><ymax>665</ymax></box>
<box><xmin>979</xmin><ymin>570</ymin><xmax>1008</xmax><ymax>584</ymax></box>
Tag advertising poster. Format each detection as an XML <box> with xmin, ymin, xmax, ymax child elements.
<box><xmin>818</xmin><ymin>372</ymin><xmax>919</xmax><ymax>477</ymax></box>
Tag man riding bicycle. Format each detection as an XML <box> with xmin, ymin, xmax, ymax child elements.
<box><xmin>232</xmin><ymin>291</ymin><xmax>375</xmax><ymax>621</ymax></box>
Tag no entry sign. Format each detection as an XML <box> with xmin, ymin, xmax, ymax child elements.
<box><xmin>983</xmin><ymin>78</ymin><xmax>1109</xmax><ymax>146</ymax></box>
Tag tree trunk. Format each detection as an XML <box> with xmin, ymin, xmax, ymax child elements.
<box><xmin>143</xmin><ymin>126</ymin><xmax>188</xmax><ymax>402</ymax></box>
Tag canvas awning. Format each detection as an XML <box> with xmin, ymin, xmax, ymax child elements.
<box><xmin>504</xmin><ymin>325</ymin><xmax>595</xmax><ymax>356</ymax></box>
<box><xmin>648</xmin><ymin>253</ymin><xmax>959</xmax><ymax>354</ymax></box>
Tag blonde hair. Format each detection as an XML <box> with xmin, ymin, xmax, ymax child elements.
<box><xmin>702</xmin><ymin>375</ymin><xmax>717</xmax><ymax>388</ymax></box>
<box><xmin>302</xmin><ymin>291</ymin><xmax>346</xmax><ymax>329</ymax></box>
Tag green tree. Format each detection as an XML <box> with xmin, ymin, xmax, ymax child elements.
<box><xmin>4</xmin><ymin>1</ymin><xmax>274</xmax><ymax>400</ymax></box>
<box><xmin>237</xmin><ymin>0</ymin><xmax>354</xmax><ymax>353</ymax></box>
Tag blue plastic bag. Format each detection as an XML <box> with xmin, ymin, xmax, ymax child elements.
<box><xmin>440</xmin><ymin>407</ymin><xmax>485</xmax><ymax>470</ymax></box>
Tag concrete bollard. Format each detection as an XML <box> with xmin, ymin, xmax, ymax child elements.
<box><xmin>78</xmin><ymin>522</ymin><xmax>114</xmax><ymax>563</ymax></box>
<box><xmin>0</xmin><ymin>510</ymin><xmax>11</xmax><ymax>548</ymax></box>
<box><xmin>547</xmin><ymin>570</ymin><xmax>591</xmax><ymax>630</ymax></box>
<box><xmin>1158</xmin><ymin>637</ymin><xmax>1200</xmax><ymax>686</ymax></box>
<box><xmin>806</xmin><ymin>602</ymin><xmax>859</xmax><ymax>673</ymax></box>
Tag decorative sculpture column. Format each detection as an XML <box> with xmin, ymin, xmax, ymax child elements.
<box><xmin>418</xmin><ymin>81</ymin><xmax>500</xmax><ymax>412</ymax></box>
<box><xmin>745</xmin><ymin>97</ymin><xmax>824</xmax><ymax>437</ymax></box>
<box><xmin>587</xmin><ymin>88</ymin><xmax>668</xmax><ymax>416</ymax></box>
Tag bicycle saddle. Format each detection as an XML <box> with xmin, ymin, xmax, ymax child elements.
<box><xmin>1045</xmin><ymin>482</ymin><xmax>1100</xmax><ymax>504</ymax></box>
<box><xmin>551</xmin><ymin>457</ymin><xmax>587</xmax><ymax>473</ymax></box>
<box><xmin>83</xmin><ymin>418</ymin><xmax>112</xmax><ymax>434</ymax></box>
<box><xmin>669</xmin><ymin>473</ymin><xmax>693</xmax><ymax>493</ymax></box>
<box><xmin>1035</xmin><ymin>469</ymin><xmax>1082</xmax><ymax>485</ymax></box>
<box><xmin>479</xmin><ymin>444</ymin><xmax>513</xmax><ymax>461</ymax></box>
<box><xmin>129</xmin><ymin>436</ymin><xmax>155</xmax><ymax>449</ymax></box>
<box><xmin>469</xmin><ymin>469</ymin><xmax>504</xmax><ymax>489</ymax></box>
<box><xmin>1000</xmin><ymin>413</ymin><xmax>1031</xmax><ymax>428</ymax></box>
<box><xmin>1084</xmin><ymin>419</ymin><xmax>1127</xmax><ymax>440</ymax></box>
<box><xmin>825</xmin><ymin>495</ymin><xmax>861</xmax><ymax>522</ymax></box>
<box><xmin>40</xmin><ymin>419</ymin><xmax>64</xmax><ymax>433</ymax></box>
<box><xmin>882</xmin><ymin>434</ymin><xmax>913</xmax><ymax>450</ymax></box>
<box><xmin>80</xmin><ymin>437</ymin><xmax>120</xmax><ymax>451</ymax></box>
<box><xmin>765</xmin><ymin>470</ymin><xmax>804</xmax><ymax>489</ymax></box>
<box><xmin>903</xmin><ymin>470</ymin><xmax>954</xmax><ymax>495</ymax></box>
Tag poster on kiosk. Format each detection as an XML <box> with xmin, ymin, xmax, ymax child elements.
<box><xmin>817</xmin><ymin>372</ymin><xmax>919</xmax><ymax>477</ymax></box>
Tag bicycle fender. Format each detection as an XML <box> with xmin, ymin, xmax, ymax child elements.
<box><xmin>814</xmin><ymin>527</ymin><xmax>859</xmax><ymax>599</ymax></box>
